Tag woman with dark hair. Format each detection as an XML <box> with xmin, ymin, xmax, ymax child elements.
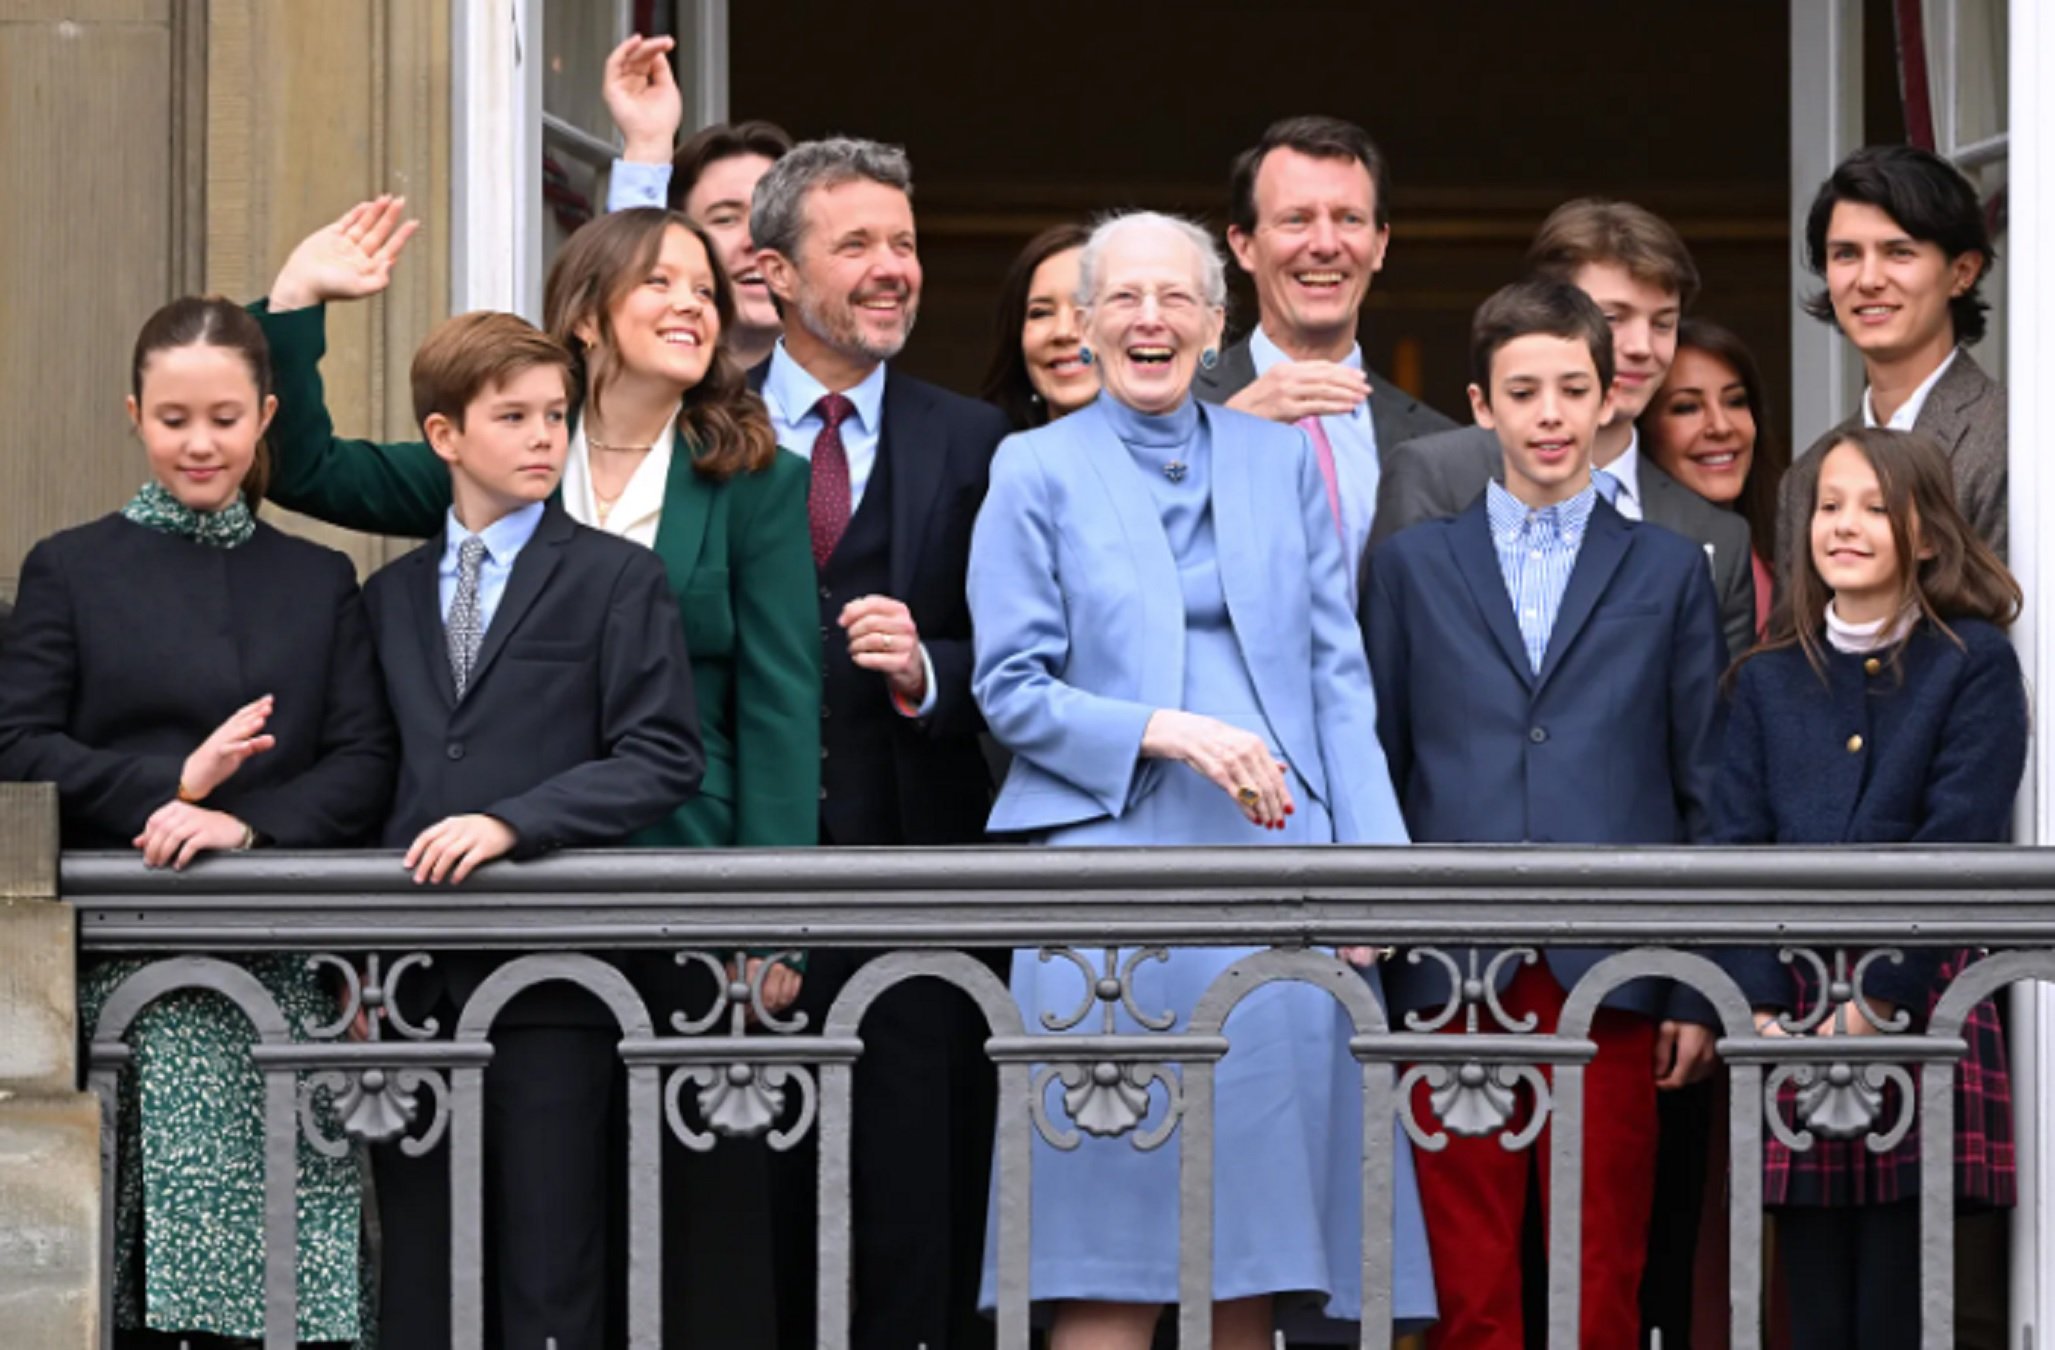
<box><xmin>0</xmin><ymin>296</ymin><xmax>395</xmax><ymax>1345</ymax></box>
<box><xmin>1641</xmin><ymin>318</ymin><xmax>1789</xmax><ymax>637</ymax></box>
<box><xmin>979</xmin><ymin>222</ymin><xmax>1099</xmax><ymax>430</ymax></box>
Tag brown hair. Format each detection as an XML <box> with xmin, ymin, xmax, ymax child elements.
<box><xmin>978</xmin><ymin>222</ymin><xmax>1092</xmax><ymax>431</ymax></box>
<box><xmin>543</xmin><ymin>208</ymin><xmax>776</xmax><ymax>482</ymax></box>
<box><xmin>131</xmin><ymin>296</ymin><xmax>276</xmax><ymax>507</ymax></box>
<box><xmin>410</xmin><ymin>311</ymin><xmax>574</xmax><ymax>431</ymax></box>
<box><xmin>667</xmin><ymin>119</ymin><xmax>794</xmax><ymax>212</ymax></box>
<box><xmin>1750</xmin><ymin>426</ymin><xmax>2019</xmax><ymax>683</ymax></box>
<box><xmin>1527</xmin><ymin>198</ymin><xmax>1701</xmax><ymax>308</ymax></box>
<box><xmin>1468</xmin><ymin>277</ymin><xmax>1615</xmax><ymax>396</ymax></box>
<box><xmin>1228</xmin><ymin>114</ymin><xmax>1391</xmax><ymax>233</ymax></box>
<box><xmin>1638</xmin><ymin>317</ymin><xmax>1788</xmax><ymax>564</ymax></box>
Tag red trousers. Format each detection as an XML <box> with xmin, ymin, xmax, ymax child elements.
<box><xmin>1411</xmin><ymin>962</ymin><xmax>1659</xmax><ymax>1350</ymax></box>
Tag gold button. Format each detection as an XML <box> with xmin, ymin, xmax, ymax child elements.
<box><xmin>1864</xmin><ymin>657</ymin><xmax>1882</xmax><ymax>676</ymax></box>
<box><xmin>1846</xmin><ymin>734</ymin><xmax>1864</xmax><ymax>753</ymax></box>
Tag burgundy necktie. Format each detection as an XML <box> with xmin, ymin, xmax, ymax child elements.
<box><xmin>808</xmin><ymin>392</ymin><xmax>855</xmax><ymax>567</ymax></box>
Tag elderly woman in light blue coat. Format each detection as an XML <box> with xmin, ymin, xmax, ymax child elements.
<box><xmin>969</xmin><ymin>210</ymin><xmax>1434</xmax><ymax>1348</ymax></box>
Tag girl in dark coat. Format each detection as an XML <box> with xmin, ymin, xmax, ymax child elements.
<box><xmin>0</xmin><ymin>297</ymin><xmax>395</xmax><ymax>1345</ymax></box>
<box><xmin>1715</xmin><ymin>426</ymin><xmax>2023</xmax><ymax>1350</ymax></box>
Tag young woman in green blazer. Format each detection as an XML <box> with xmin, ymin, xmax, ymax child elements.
<box><xmin>257</xmin><ymin>199</ymin><xmax>820</xmax><ymax>866</ymax></box>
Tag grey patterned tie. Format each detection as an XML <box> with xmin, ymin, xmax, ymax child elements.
<box><xmin>446</xmin><ymin>535</ymin><xmax>488</xmax><ymax>697</ymax></box>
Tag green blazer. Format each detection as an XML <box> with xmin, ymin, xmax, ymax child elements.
<box><xmin>253</xmin><ymin>302</ymin><xmax>821</xmax><ymax>849</ymax></box>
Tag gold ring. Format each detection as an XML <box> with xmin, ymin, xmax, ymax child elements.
<box><xmin>1235</xmin><ymin>786</ymin><xmax>1259</xmax><ymax>808</ymax></box>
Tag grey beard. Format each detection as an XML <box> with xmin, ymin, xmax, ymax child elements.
<box><xmin>794</xmin><ymin>291</ymin><xmax>916</xmax><ymax>364</ymax></box>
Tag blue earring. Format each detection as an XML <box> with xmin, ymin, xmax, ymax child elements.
<box><xmin>1077</xmin><ymin>346</ymin><xmax>1095</xmax><ymax>367</ymax></box>
<box><xmin>1200</xmin><ymin>347</ymin><xmax>1219</xmax><ymax>371</ymax></box>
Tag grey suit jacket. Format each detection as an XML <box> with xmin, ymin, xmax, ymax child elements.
<box><xmin>1192</xmin><ymin>333</ymin><xmax>1460</xmax><ymax>465</ymax></box>
<box><xmin>1775</xmin><ymin>348</ymin><xmax>2007</xmax><ymax>576</ymax></box>
<box><xmin>1371</xmin><ymin>424</ymin><xmax>1758</xmax><ymax>661</ymax></box>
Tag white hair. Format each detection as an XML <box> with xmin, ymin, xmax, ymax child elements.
<box><xmin>1074</xmin><ymin>210</ymin><xmax>1229</xmax><ymax>311</ymax></box>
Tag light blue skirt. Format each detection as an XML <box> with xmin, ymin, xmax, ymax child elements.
<box><xmin>977</xmin><ymin>751</ymin><xmax>1437</xmax><ymax>1336</ymax></box>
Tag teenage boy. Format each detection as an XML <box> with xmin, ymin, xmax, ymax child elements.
<box><xmin>1372</xmin><ymin>199</ymin><xmax>1756</xmax><ymax>662</ymax></box>
<box><xmin>1778</xmin><ymin>144</ymin><xmax>2003</xmax><ymax>567</ymax></box>
<box><xmin>366</xmin><ymin>311</ymin><xmax>703</xmax><ymax>1350</ymax></box>
<box><xmin>1361</xmin><ymin>278</ymin><xmax>1726</xmax><ymax>1350</ymax></box>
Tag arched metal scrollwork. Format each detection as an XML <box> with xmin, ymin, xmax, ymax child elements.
<box><xmin>661</xmin><ymin>949</ymin><xmax>818</xmax><ymax>1150</ymax></box>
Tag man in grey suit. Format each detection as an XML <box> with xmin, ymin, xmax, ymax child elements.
<box><xmin>1371</xmin><ymin>199</ymin><xmax>1757</xmax><ymax>662</ymax></box>
<box><xmin>1776</xmin><ymin>144</ymin><xmax>2005</xmax><ymax>574</ymax></box>
<box><xmin>1194</xmin><ymin>115</ymin><xmax>1457</xmax><ymax>588</ymax></box>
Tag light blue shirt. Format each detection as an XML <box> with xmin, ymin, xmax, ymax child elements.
<box><xmin>438</xmin><ymin>502</ymin><xmax>545</xmax><ymax>632</ymax></box>
<box><xmin>608</xmin><ymin>158</ymin><xmax>671</xmax><ymax>212</ymax></box>
<box><xmin>1486</xmin><ymin>480</ymin><xmax>1596</xmax><ymax>674</ymax></box>
<box><xmin>761</xmin><ymin>342</ymin><xmax>889</xmax><ymax>513</ymax></box>
<box><xmin>1247</xmin><ymin>326</ymin><xmax>1379</xmax><ymax>572</ymax></box>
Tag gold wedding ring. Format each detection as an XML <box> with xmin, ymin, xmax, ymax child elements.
<box><xmin>1235</xmin><ymin>786</ymin><xmax>1260</xmax><ymax>808</ymax></box>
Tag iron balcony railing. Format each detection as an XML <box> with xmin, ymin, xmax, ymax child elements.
<box><xmin>64</xmin><ymin>843</ymin><xmax>2055</xmax><ymax>1350</ymax></box>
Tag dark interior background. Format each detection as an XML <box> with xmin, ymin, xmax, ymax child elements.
<box><xmin>733</xmin><ymin>1</ymin><xmax>1914</xmax><ymax>444</ymax></box>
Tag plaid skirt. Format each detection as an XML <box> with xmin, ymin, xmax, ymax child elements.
<box><xmin>1764</xmin><ymin>948</ymin><xmax>2015</xmax><ymax>1209</ymax></box>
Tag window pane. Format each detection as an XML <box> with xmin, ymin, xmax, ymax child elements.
<box><xmin>543</xmin><ymin>0</ymin><xmax>625</xmax><ymax>137</ymax></box>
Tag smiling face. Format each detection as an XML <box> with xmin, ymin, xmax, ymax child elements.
<box><xmin>1227</xmin><ymin>147</ymin><xmax>1387</xmax><ymax>358</ymax></box>
<box><xmin>1020</xmin><ymin>245</ymin><xmax>1096</xmax><ymax>416</ymax></box>
<box><xmin>1083</xmin><ymin>226</ymin><xmax>1226</xmax><ymax>416</ymax></box>
<box><xmin>429</xmin><ymin>363</ymin><xmax>571</xmax><ymax>526</ymax></box>
<box><xmin>1470</xmin><ymin>332</ymin><xmax>1614</xmax><ymax>507</ymax></box>
<box><xmin>1824</xmin><ymin>201</ymin><xmax>1980</xmax><ymax>369</ymax></box>
<box><xmin>681</xmin><ymin>151</ymin><xmax>780</xmax><ymax>344</ymax></box>
<box><xmin>1571</xmin><ymin>261</ymin><xmax>1679</xmax><ymax>424</ymax></box>
<box><xmin>1645</xmin><ymin>346</ymin><xmax>1756</xmax><ymax>504</ymax></box>
<box><xmin>126</xmin><ymin>341</ymin><xmax>278</xmax><ymax>512</ymax></box>
<box><xmin>589</xmin><ymin>223</ymin><xmax>721</xmax><ymax>392</ymax></box>
<box><xmin>1811</xmin><ymin>439</ymin><xmax>1919</xmax><ymax>622</ymax></box>
<box><xmin>763</xmin><ymin>177</ymin><xmax>921</xmax><ymax>368</ymax></box>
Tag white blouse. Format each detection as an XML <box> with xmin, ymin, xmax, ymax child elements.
<box><xmin>560</xmin><ymin>413</ymin><xmax>678</xmax><ymax>548</ymax></box>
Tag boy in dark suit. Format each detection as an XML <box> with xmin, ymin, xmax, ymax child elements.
<box><xmin>366</xmin><ymin>311</ymin><xmax>702</xmax><ymax>1350</ymax></box>
<box><xmin>1361</xmin><ymin>279</ymin><xmax>1726</xmax><ymax>1350</ymax></box>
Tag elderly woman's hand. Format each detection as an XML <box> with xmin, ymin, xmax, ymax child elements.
<box><xmin>1140</xmin><ymin>710</ymin><xmax>1293</xmax><ymax>829</ymax></box>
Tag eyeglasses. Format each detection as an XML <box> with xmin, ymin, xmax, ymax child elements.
<box><xmin>1093</xmin><ymin>285</ymin><xmax>1204</xmax><ymax>316</ymax></box>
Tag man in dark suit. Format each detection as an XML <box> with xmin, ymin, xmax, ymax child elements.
<box><xmin>366</xmin><ymin>313</ymin><xmax>703</xmax><ymax>1350</ymax></box>
<box><xmin>1362</xmin><ymin>280</ymin><xmax>1725</xmax><ymax>1350</ymax></box>
<box><xmin>1776</xmin><ymin>144</ymin><xmax>2006</xmax><ymax>571</ymax></box>
<box><xmin>1372</xmin><ymin>199</ymin><xmax>1758</xmax><ymax>663</ymax></box>
<box><xmin>748</xmin><ymin>137</ymin><xmax>1013</xmax><ymax>1350</ymax></box>
<box><xmin>1194</xmin><ymin>115</ymin><xmax>1457</xmax><ymax>585</ymax></box>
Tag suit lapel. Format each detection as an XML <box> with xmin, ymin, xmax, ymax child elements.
<box><xmin>1076</xmin><ymin>401</ymin><xmax>1184</xmax><ymax>710</ymax></box>
<box><xmin>407</xmin><ymin>545</ymin><xmax>458</xmax><ymax>708</ymax></box>
<box><xmin>1914</xmin><ymin>350</ymin><xmax>1988</xmax><ymax>453</ymax></box>
<box><xmin>1637</xmin><ymin>457</ymin><xmax>1688</xmax><ymax>532</ymax></box>
<box><xmin>461</xmin><ymin>502</ymin><xmax>572</xmax><ymax>701</ymax></box>
<box><xmin>1535</xmin><ymin>501</ymin><xmax>1632</xmax><ymax>691</ymax></box>
<box><xmin>1447</xmin><ymin>501</ymin><xmax>1535</xmax><ymax>689</ymax></box>
<box><xmin>882</xmin><ymin>370</ymin><xmax>943</xmax><ymax>599</ymax></box>
<box><xmin>650</xmin><ymin>423</ymin><xmax>714</xmax><ymax>601</ymax></box>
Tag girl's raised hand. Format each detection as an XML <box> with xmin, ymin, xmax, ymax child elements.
<box><xmin>180</xmin><ymin>694</ymin><xmax>277</xmax><ymax>801</ymax></box>
<box><xmin>267</xmin><ymin>196</ymin><xmax>420</xmax><ymax>313</ymax></box>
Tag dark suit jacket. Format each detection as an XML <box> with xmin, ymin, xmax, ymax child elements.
<box><xmin>1774</xmin><ymin>347</ymin><xmax>2007</xmax><ymax>575</ymax></box>
<box><xmin>747</xmin><ymin>359</ymin><xmax>1009</xmax><ymax>847</ymax></box>
<box><xmin>1372</xmin><ymin>424</ymin><xmax>1759</xmax><ymax>661</ymax></box>
<box><xmin>1362</xmin><ymin>495</ymin><xmax>1726</xmax><ymax>1021</ymax></box>
<box><xmin>1192</xmin><ymin>332</ymin><xmax>1460</xmax><ymax>466</ymax></box>
<box><xmin>365</xmin><ymin>500</ymin><xmax>702</xmax><ymax>856</ymax></box>
<box><xmin>0</xmin><ymin>514</ymin><xmax>395</xmax><ymax>848</ymax></box>
<box><xmin>254</xmin><ymin>302</ymin><xmax>821</xmax><ymax>850</ymax></box>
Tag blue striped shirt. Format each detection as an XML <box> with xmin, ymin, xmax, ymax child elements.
<box><xmin>1486</xmin><ymin>480</ymin><xmax>1597</xmax><ymax>673</ymax></box>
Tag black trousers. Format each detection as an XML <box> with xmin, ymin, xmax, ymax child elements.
<box><xmin>1639</xmin><ymin>1077</ymin><xmax>1715</xmax><ymax>1347</ymax></box>
<box><xmin>1774</xmin><ymin>1199</ymin><xmax>1921</xmax><ymax>1350</ymax></box>
<box><xmin>376</xmin><ymin>1019</ymin><xmax>618</xmax><ymax>1350</ymax></box>
<box><xmin>772</xmin><ymin>953</ymin><xmax>1000</xmax><ymax>1350</ymax></box>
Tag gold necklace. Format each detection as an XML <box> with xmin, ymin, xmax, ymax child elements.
<box><xmin>586</xmin><ymin>436</ymin><xmax>656</xmax><ymax>453</ymax></box>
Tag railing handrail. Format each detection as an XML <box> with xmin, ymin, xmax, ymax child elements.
<box><xmin>63</xmin><ymin>842</ymin><xmax>2055</xmax><ymax>949</ymax></box>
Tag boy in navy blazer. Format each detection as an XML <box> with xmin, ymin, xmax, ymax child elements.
<box><xmin>365</xmin><ymin>312</ymin><xmax>702</xmax><ymax>1350</ymax></box>
<box><xmin>1361</xmin><ymin>279</ymin><xmax>1726</xmax><ymax>1350</ymax></box>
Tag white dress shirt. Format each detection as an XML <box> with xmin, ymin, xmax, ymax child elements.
<box><xmin>561</xmin><ymin>413</ymin><xmax>677</xmax><ymax>547</ymax></box>
<box><xmin>1862</xmin><ymin>347</ymin><xmax>1959</xmax><ymax>431</ymax></box>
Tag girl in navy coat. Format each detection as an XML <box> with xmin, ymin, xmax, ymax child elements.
<box><xmin>1715</xmin><ymin>426</ymin><xmax>2023</xmax><ymax>1350</ymax></box>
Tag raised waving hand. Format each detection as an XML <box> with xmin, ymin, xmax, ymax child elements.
<box><xmin>267</xmin><ymin>195</ymin><xmax>420</xmax><ymax>313</ymax></box>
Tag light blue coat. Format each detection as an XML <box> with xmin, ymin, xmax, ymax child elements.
<box><xmin>968</xmin><ymin>396</ymin><xmax>1407</xmax><ymax>847</ymax></box>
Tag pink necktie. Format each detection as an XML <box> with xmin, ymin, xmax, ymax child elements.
<box><xmin>808</xmin><ymin>393</ymin><xmax>855</xmax><ymax>567</ymax></box>
<box><xmin>1297</xmin><ymin>415</ymin><xmax>1345</xmax><ymax>541</ymax></box>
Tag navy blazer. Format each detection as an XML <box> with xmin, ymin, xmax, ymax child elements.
<box><xmin>1714</xmin><ymin>619</ymin><xmax>2027</xmax><ymax>1011</ymax></box>
<box><xmin>1362</xmin><ymin>492</ymin><xmax>1727</xmax><ymax>1020</ymax></box>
